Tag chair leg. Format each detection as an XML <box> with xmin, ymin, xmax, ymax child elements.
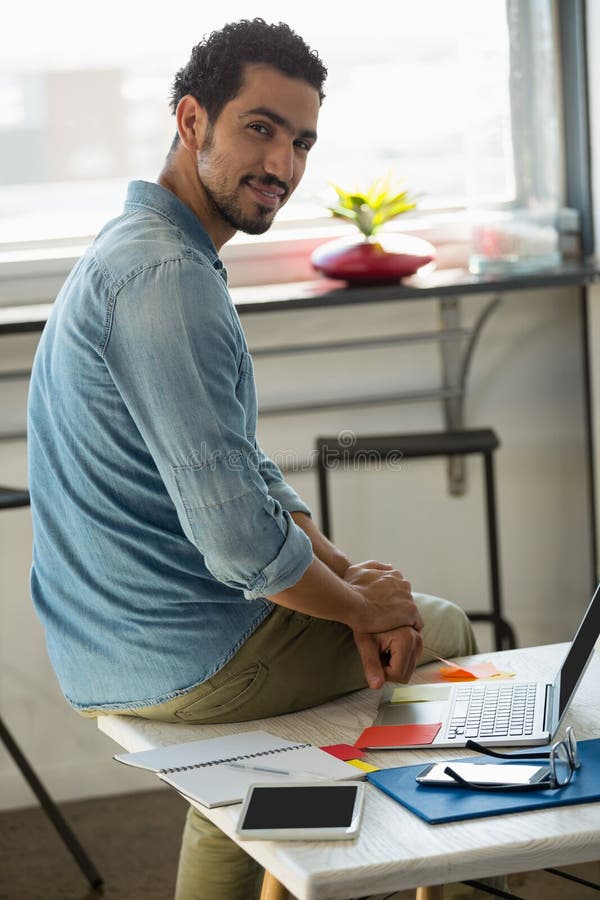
<box><xmin>0</xmin><ymin>716</ymin><xmax>103</xmax><ymax>889</ymax></box>
<box><xmin>499</xmin><ymin>618</ymin><xmax>518</xmax><ymax>650</ymax></box>
<box><xmin>317</xmin><ymin>450</ymin><xmax>332</xmax><ymax>539</ymax></box>
<box><xmin>483</xmin><ymin>453</ymin><xmax>516</xmax><ymax>650</ymax></box>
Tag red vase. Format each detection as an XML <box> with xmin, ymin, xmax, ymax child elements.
<box><xmin>310</xmin><ymin>233</ymin><xmax>435</xmax><ymax>285</ymax></box>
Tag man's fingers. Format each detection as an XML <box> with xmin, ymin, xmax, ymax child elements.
<box><xmin>353</xmin><ymin>632</ymin><xmax>385</xmax><ymax>690</ymax></box>
<box><xmin>381</xmin><ymin>629</ymin><xmax>423</xmax><ymax>683</ymax></box>
<box><xmin>361</xmin><ymin>560</ymin><xmax>396</xmax><ymax>571</ymax></box>
<box><xmin>348</xmin><ymin>560</ymin><xmax>399</xmax><ymax>574</ymax></box>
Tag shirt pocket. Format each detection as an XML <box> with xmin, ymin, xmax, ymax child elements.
<box><xmin>235</xmin><ymin>351</ymin><xmax>257</xmax><ymax>440</ymax></box>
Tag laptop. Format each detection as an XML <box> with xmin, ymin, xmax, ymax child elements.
<box><xmin>371</xmin><ymin>583</ymin><xmax>600</xmax><ymax>749</ymax></box>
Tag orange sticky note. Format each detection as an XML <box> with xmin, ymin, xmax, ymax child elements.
<box><xmin>355</xmin><ymin>723</ymin><xmax>441</xmax><ymax>749</ymax></box>
<box><xmin>439</xmin><ymin>667</ymin><xmax>474</xmax><ymax>680</ymax></box>
<box><xmin>433</xmin><ymin>653</ymin><xmax>508</xmax><ymax>681</ymax></box>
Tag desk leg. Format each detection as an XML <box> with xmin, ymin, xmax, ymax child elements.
<box><xmin>260</xmin><ymin>870</ymin><xmax>290</xmax><ymax>900</ymax></box>
<box><xmin>416</xmin><ymin>886</ymin><xmax>444</xmax><ymax>900</ymax></box>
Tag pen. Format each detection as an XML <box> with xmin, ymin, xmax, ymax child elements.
<box><xmin>228</xmin><ymin>762</ymin><xmax>290</xmax><ymax>775</ymax></box>
<box><xmin>227</xmin><ymin>762</ymin><xmax>327</xmax><ymax>779</ymax></box>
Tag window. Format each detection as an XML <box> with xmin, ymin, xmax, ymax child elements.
<box><xmin>0</xmin><ymin>0</ymin><xmax>561</xmax><ymax>248</ymax></box>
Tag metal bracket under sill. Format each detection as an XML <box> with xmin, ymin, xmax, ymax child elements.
<box><xmin>259</xmin><ymin>386</ymin><xmax>460</xmax><ymax>417</ymax></box>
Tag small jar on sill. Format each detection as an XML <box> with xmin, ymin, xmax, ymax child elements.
<box><xmin>469</xmin><ymin>208</ymin><xmax>562</xmax><ymax>275</ymax></box>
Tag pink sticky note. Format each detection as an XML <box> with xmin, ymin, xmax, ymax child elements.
<box><xmin>321</xmin><ymin>743</ymin><xmax>366</xmax><ymax>760</ymax></box>
<box><xmin>354</xmin><ymin>723</ymin><xmax>441</xmax><ymax>749</ymax></box>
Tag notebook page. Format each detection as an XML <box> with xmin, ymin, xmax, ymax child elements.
<box><xmin>114</xmin><ymin>730</ymin><xmax>303</xmax><ymax>773</ymax></box>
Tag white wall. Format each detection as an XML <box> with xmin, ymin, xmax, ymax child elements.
<box><xmin>585</xmin><ymin>0</ymin><xmax>600</xmax><ymax>577</ymax></box>
<box><xmin>0</xmin><ymin>281</ymin><xmax>591</xmax><ymax>810</ymax></box>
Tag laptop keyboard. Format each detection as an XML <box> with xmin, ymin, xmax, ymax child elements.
<box><xmin>448</xmin><ymin>682</ymin><xmax>538</xmax><ymax>740</ymax></box>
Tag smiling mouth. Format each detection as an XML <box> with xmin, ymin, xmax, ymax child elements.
<box><xmin>245</xmin><ymin>180</ymin><xmax>287</xmax><ymax>209</ymax></box>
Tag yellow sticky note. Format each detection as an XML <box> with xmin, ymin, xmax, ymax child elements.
<box><xmin>391</xmin><ymin>684</ymin><xmax>452</xmax><ymax>703</ymax></box>
<box><xmin>346</xmin><ymin>758</ymin><xmax>379</xmax><ymax>773</ymax></box>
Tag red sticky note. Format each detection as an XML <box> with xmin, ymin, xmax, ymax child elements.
<box><xmin>355</xmin><ymin>723</ymin><xmax>441</xmax><ymax>749</ymax></box>
<box><xmin>321</xmin><ymin>743</ymin><xmax>366</xmax><ymax>760</ymax></box>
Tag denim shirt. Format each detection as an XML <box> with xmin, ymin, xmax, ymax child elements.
<box><xmin>27</xmin><ymin>180</ymin><xmax>313</xmax><ymax>710</ymax></box>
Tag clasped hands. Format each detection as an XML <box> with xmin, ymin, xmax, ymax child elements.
<box><xmin>344</xmin><ymin>560</ymin><xmax>424</xmax><ymax>690</ymax></box>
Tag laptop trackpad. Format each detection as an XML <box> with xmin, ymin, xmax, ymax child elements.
<box><xmin>375</xmin><ymin>700</ymin><xmax>450</xmax><ymax>726</ymax></box>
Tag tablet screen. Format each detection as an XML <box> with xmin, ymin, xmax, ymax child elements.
<box><xmin>240</xmin><ymin>784</ymin><xmax>359</xmax><ymax>830</ymax></box>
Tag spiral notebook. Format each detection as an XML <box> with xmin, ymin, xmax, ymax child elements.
<box><xmin>114</xmin><ymin>730</ymin><xmax>359</xmax><ymax>807</ymax></box>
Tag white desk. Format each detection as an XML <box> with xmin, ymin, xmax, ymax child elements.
<box><xmin>98</xmin><ymin>645</ymin><xmax>600</xmax><ymax>900</ymax></box>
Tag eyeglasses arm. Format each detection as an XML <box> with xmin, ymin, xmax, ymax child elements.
<box><xmin>465</xmin><ymin>739</ymin><xmax>549</xmax><ymax>760</ymax></box>
<box><xmin>443</xmin><ymin>766</ymin><xmax>549</xmax><ymax>792</ymax></box>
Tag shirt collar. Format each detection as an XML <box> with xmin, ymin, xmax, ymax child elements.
<box><xmin>124</xmin><ymin>180</ymin><xmax>224</xmax><ymax>272</ymax></box>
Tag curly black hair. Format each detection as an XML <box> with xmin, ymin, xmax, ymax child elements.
<box><xmin>169</xmin><ymin>18</ymin><xmax>327</xmax><ymax>124</ymax></box>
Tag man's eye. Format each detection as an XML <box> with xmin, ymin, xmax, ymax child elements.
<box><xmin>294</xmin><ymin>140</ymin><xmax>311</xmax><ymax>152</ymax></box>
<box><xmin>249</xmin><ymin>123</ymin><xmax>269</xmax><ymax>135</ymax></box>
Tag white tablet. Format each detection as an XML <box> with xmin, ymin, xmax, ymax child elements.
<box><xmin>235</xmin><ymin>781</ymin><xmax>365</xmax><ymax>841</ymax></box>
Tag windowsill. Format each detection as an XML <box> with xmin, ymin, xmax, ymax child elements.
<box><xmin>1</xmin><ymin>263</ymin><xmax>598</xmax><ymax>335</ymax></box>
<box><xmin>0</xmin><ymin>210</ymin><xmax>476</xmax><ymax>302</ymax></box>
<box><xmin>0</xmin><ymin>206</ymin><xmax>585</xmax><ymax>303</ymax></box>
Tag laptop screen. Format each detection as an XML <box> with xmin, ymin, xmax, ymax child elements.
<box><xmin>557</xmin><ymin>584</ymin><xmax>600</xmax><ymax>718</ymax></box>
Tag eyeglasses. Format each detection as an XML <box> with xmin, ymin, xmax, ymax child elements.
<box><xmin>444</xmin><ymin>726</ymin><xmax>581</xmax><ymax>791</ymax></box>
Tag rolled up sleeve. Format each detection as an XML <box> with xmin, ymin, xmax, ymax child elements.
<box><xmin>103</xmin><ymin>256</ymin><xmax>313</xmax><ymax>597</ymax></box>
<box><xmin>171</xmin><ymin>455</ymin><xmax>312</xmax><ymax>597</ymax></box>
<box><xmin>253</xmin><ymin>440</ymin><xmax>312</xmax><ymax>517</ymax></box>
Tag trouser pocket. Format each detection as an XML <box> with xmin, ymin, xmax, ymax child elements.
<box><xmin>173</xmin><ymin>661</ymin><xmax>269</xmax><ymax>723</ymax></box>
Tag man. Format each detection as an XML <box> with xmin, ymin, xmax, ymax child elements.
<box><xmin>28</xmin><ymin>19</ymin><xmax>475</xmax><ymax>900</ymax></box>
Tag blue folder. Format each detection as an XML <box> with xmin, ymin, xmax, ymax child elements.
<box><xmin>367</xmin><ymin>738</ymin><xmax>600</xmax><ymax>824</ymax></box>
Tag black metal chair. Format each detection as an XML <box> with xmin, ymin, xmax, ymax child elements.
<box><xmin>1</xmin><ymin>485</ymin><xmax>103</xmax><ymax>890</ymax></box>
<box><xmin>315</xmin><ymin>429</ymin><xmax>517</xmax><ymax>651</ymax></box>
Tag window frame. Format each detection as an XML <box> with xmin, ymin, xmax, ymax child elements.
<box><xmin>0</xmin><ymin>0</ymin><xmax>592</xmax><ymax>294</ymax></box>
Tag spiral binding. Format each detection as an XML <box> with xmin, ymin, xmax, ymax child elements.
<box><xmin>159</xmin><ymin>742</ymin><xmax>312</xmax><ymax>774</ymax></box>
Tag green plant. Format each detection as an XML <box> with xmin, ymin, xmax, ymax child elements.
<box><xmin>327</xmin><ymin>174</ymin><xmax>417</xmax><ymax>238</ymax></box>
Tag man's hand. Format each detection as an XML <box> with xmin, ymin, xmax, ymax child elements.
<box><xmin>353</xmin><ymin>626</ymin><xmax>424</xmax><ymax>689</ymax></box>
<box><xmin>267</xmin><ymin>536</ymin><xmax>423</xmax><ymax>690</ymax></box>
<box><xmin>343</xmin><ymin>560</ymin><xmax>424</xmax><ymax>635</ymax></box>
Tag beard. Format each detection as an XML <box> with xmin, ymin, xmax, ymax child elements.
<box><xmin>201</xmin><ymin>177</ymin><xmax>274</xmax><ymax>235</ymax></box>
<box><xmin>196</xmin><ymin>132</ymin><xmax>286</xmax><ymax>235</ymax></box>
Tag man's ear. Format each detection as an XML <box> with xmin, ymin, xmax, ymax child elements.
<box><xmin>175</xmin><ymin>95</ymin><xmax>209</xmax><ymax>152</ymax></box>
